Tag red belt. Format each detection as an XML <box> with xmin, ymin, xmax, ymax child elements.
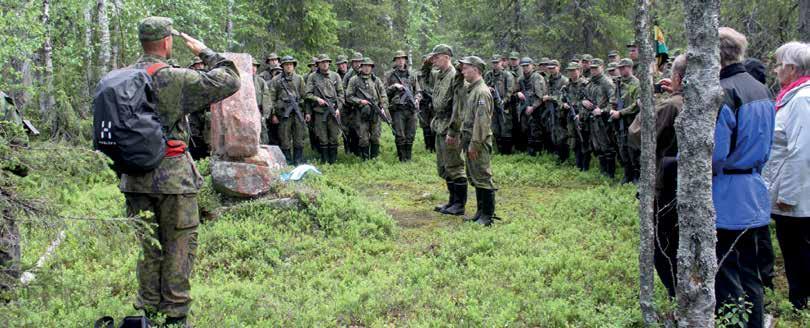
<box><xmin>166</xmin><ymin>140</ymin><xmax>187</xmax><ymax>157</ymax></box>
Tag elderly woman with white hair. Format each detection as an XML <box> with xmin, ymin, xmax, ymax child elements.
<box><xmin>764</xmin><ymin>41</ymin><xmax>810</xmax><ymax>311</ymax></box>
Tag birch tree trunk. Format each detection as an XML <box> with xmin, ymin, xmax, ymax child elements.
<box><xmin>800</xmin><ymin>0</ymin><xmax>810</xmax><ymax>42</ymax></box>
<box><xmin>675</xmin><ymin>0</ymin><xmax>722</xmax><ymax>326</ymax></box>
<box><xmin>39</xmin><ymin>0</ymin><xmax>55</xmax><ymax>114</ymax></box>
<box><xmin>97</xmin><ymin>0</ymin><xmax>111</xmax><ymax>76</ymax></box>
<box><xmin>83</xmin><ymin>4</ymin><xmax>94</xmax><ymax>107</ymax></box>
<box><xmin>225</xmin><ymin>0</ymin><xmax>234</xmax><ymax>51</ymax></box>
<box><xmin>634</xmin><ymin>0</ymin><xmax>658</xmax><ymax>325</ymax></box>
<box><xmin>110</xmin><ymin>0</ymin><xmax>122</xmax><ymax>69</ymax></box>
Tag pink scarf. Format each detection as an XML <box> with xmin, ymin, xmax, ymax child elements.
<box><xmin>776</xmin><ymin>75</ymin><xmax>810</xmax><ymax>111</ymax></box>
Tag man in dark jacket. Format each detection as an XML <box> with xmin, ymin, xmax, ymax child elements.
<box><xmin>713</xmin><ymin>27</ymin><xmax>776</xmax><ymax>328</ymax></box>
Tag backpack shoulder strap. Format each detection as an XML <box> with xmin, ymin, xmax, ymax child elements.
<box><xmin>145</xmin><ymin>62</ymin><xmax>169</xmax><ymax>76</ymax></box>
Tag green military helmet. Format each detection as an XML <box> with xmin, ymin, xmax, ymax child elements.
<box><xmin>581</xmin><ymin>54</ymin><xmax>593</xmax><ymax>62</ymax></box>
<box><xmin>360</xmin><ymin>57</ymin><xmax>375</xmax><ymax>67</ymax></box>
<box><xmin>539</xmin><ymin>57</ymin><xmax>551</xmax><ymax>66</ymax></box>
<box><xmin>280</xmin><ymin>55</ymin><xmax>298</xmax><ymax>66</ymax></box>
<box><xmin>490</xmin><ymin>54</ymin><xmax>502</xmax><ymax>63</ymax></box>
<box><xmin>351</xmin><ymin>52</ymin><xmax>364</xmax><ymax>62</ymax></box>
<box><xmin>458</xmin><ymin>55</ymin><xmax>486</xmax><ymax>73</ymax></box>
<box><xmin>565</xmin><ymin>62</ymin><xmax>582</xmax><ymax>70</ymax></box>
<box><xmin>519</xmin><ymin>57</ymin><xmax>534</xmax><ymax>66</ymax></box>
<box><xmin>315</xmin><ymin>54</ymin><xmax>332</xmax><ymax>63</ymax></box>
<box><xmin>617</xmin><ymin>58</ymin><xmax>634</xmax><ymax>68</ymax></box>
<box><xmin>392</xmin><ymin>50</ymin><xmax>408</xmax><ymax>61</ymax></box>
<box><xmin>138</xmin><ymin>16</ymin><xmax>179</xmax><ymax>41</ymax></box>
<box><xmin>336</xmin><ymin>55</ymin><xmax>348</xmax><ymax>64</ymax></box>
<box><xmin>430</xmin><ymin>44</ymin><xmax>454</xmax><ymax>57</ymax></box>
<box><xmin>589</xmin><ymin>58</ymin><xmax>605</xmax><ymax>68</ymax></box>
<box><xmin>607</xmin><ymin>50</ymin><xmax>620</xmax><ymax>58</ymax></box>
<box><xmin>547</xmin><ymin>59</ymin><xmax>560</xmax><ymax>68</ymax></box>
<box><xmin>509</xmin><ymin>51</ymin><xmax>520</xmax><ymax>60</ymax></box>
<box><xmin>606</xmin><ymin>62</ymin><xmax>618</xmax><ymax>71</ymax></box>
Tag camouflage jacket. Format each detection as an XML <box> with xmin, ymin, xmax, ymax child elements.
<box><xmin>346</xmin><ymin>73</ymin><xmax>388</xmax><ymax>114</ymax></box>
<box><xmin>545</xmin><ymin>73</ymin><xmax>569</xmax><ymax>106</ymax></box>
<box><xmin>269</xmin><ymin>72</ymin><xmax>305</xmax><ymax>118</ymax></box>
<box><xmin>461</xmin><ymin>78</ymin><xmax>494</xmax><ymax>151</ymax></box>
<box><xmin>517</xmin><ymin>71</ymin><xmax>547</xmax><ymax>109</ymax></box>
<box><xmin>305</xmin><ymin>70</ymin><xmax>345</xmax><ymax>115</ymax></box>
<box><xmin>342</xmin><ymin>68</ymin><xmax>358</xmax><ymax>88</ymax></box>
<box><xmin>565</xmin><ymin>77</ymin><xmax>590</xmax><ymax>118</ymax></box>
<box><xmin>120</xmin><ymin>49</ymin><xmax>241</xmax><ymax>194</ymax></box>
<box><xmin>484</xmin><ymin>69</ymin><xmax>515</xmax><ymax>105</ymax></box>
<box><xmin>384</xmin><ymin>67</ymin><xmax>421</xmax><ymax>109</ymax></box>
<box><xmin>422</xmin><ymin>61</ymin><xmax>462</xmax><ymax>136</ymax></box>
<box><xmin>616</xmin><ymin>75</ymin><xmax>640</xmax><ymax>119</ymax></box>
<box><xmin>585</xmin><ymin>73</ymin><xmax>615</xmax><ymax>111</ymax></box>
<box><xmin>254</xmin><ymin>74</ymin><xmax>272</xmax><ymax>120</ymax></box>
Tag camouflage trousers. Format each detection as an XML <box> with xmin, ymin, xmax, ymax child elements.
<box><xmin>589</xmin><ymin>116</ymin><xmax>617</xmax><ymax>155</ymax></box>
<box><xmin>435</xmin><ymin>133</ymin><xmax>466</xmax><ymax>182</ymax></box>
<box><xmin>126</xmin><ymin>193</ymin><xmax>199</xmax><ymax>318</ymax></box>
<box><xmin>464</xmin><ymin>142</ymin><xmax>495</xmax><ymax>190</ymax></box>
<box><xmin>0</xmin><ymin>214</ymin><xmax>20</xmax><ymax>293</ymax></box>
<box><xmin>312</xmin><ymin>112</ymin><xmax>343</xmax><ymax>146</ymax></box>
<box><xmin>278</xmin><ymin>116</ymin><xmax>307</xmax><ymax>150</ymax></box>
<box><xmin>351</xmin><ymin>111</ymin><xmax>382</xmax><ymax>148</ymax></box>
<box><xmin>391</xmin><ymin>106</ymin><xmax>417</xmax><ymax>146</ymax></box>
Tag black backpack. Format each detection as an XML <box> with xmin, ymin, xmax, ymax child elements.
<box><xmin>95</xmin><ymin>315</ymin><xmax>151</xmax><ymax>328</ymax></box>
<box><xmin>93</xmin><ymin>63</ymin><xmax>168</xmax><ymax>175</ymax></box>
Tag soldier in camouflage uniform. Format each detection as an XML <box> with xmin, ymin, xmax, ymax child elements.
<box><xmin>607</xmin><ymin>62</ymin><xmax>620</xmax><ymax>79</ymax></box>
<box><xmin>508</xmin><ymin>51</ymin><xmax>521</xmax><ymax>78</ymax></box>
<box><xmin>347</xmin><ymin>58</ymin><xmax>389</xmax><ymax>160</ymax></box>
<box><xmin>269</xmin><ymin>56</ymin><xmax>307</xmax><ymax>165</ymax></box>
<box><xmin>417</xmin><ymin>54</ymin><xmax>436</xmax><ymax>153</ymax></box>
<box><xmin>516</xmin><ymin>57</ymin><xmax>547</xmax><ymax>156</ymax></box>
<box><xmin>580</xmin><ymin>54</ymin><xmax>593</xmax><ymax>79</ymax></box>
<box><xmin>582</xmin><ymin>58</ymin><xmax>617</xmax><ymax>178</ymax></box>
<box><xmin>609</xmin><ymin>58</ymin><xmax>641</xmax><ymax>183</ymax></box>
<box><xmin>484</xmin><ymin>54</ymin><xmax>516</xmax><ymax>154</ymax></box>
<box><xmin>564</xmin><ymin>62</ymin><xmax>593</xmax><ymax>171</ymax></box>
<box><xmin>123</xmin><ymin>17</ymin><xmax>241</xmax><ymax>325</ymax></box>
<box><xmin>336</xmin><ymin>55</ymin><xmax>349</xmax><ymax>79</ymax></box>
<box><xmin>253</xmin><ymin>58</ymin><xmax>273</xmax><ymax>145</ymax></box>
<box><xmin>305</xmin><ymin>54</ymin><xmax>345</xmax><ymax>164</ymax></box>
<box><xmin>423</xmin><ymin>44</ymin><xmax>467</xmax><ymax>216</ymax></box>
<box><xmin>607</xmin><ymin>50</ymin><xmax>620</xmax><ymax>64</ymax></box>
<box><xmin>542</xmin><ymin>60</ymin><xmax>570</xmax><ymax>163</ymax></box>
<box><xmin>384</xmin><ymin>50</ymin><xmax>422</xmax><ymax>162</ymax></box>
<box><xmin>458</xmin><ymin>56</ymin><xmax>499</xmax><ymax>226</ymax></box>
<box><xmin>341</xmin><ymin>52</ymin><xmax>364</xmax><ymax>156</ymax></box>
<box><xmin>305</xmin><ymin>57</ymin><xmax>320</xmax><ymax>156</ymax></box>
<box><xmin>186</xmin><ymin>57</ymin><xmax>211</xmax><ymax>160</ymax></box>
<box><xmin>258</xmin><ymin>53</ymin><xmax>280</xmax><ymax>83</ymax></box>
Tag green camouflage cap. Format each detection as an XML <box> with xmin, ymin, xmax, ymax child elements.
<box><xmin>519</xmin><ymin>57</ymin><xmax>534</xmax><ymax>66</ymax></box>
<box><xmin>309</xmin><ymin>57</ymin><xmax>318</xmax><ymax>66</ymax></box>
<box><xmin>581</xmin><ymin>54</ymin><xmax>593</xmax><ymax>61</ymax></box>
<box><xmin>490</xmin><ymin>54</ymin><xmax>502</xmax><ymax>63</ymax></box>
<box><xmin>392</xmin><ymin>50</ymin><xmax>408</xmax><ymax>61</ymax></box>
<box><xmin>315</xmin><ymin>54</ymin><xmax>332</xmax><ymax>63</ymax></box>
<box><xmin>280</xmin><ymin>55</ymin><xmax>298</xmax><ymax>66</ymax></box>
<box><xmin>617</xmin><ymin>58</ymin><xmax>634</xmax><ymax>68</ymax></box>
<box><xmin>509</xmin><ymin>51</ymin><xmax>520</xmax><ymax>60</ymax></box>
<box><xmin>565</xmin><ymin>62</ymin><xmax>581</xmax><ymax>70</ymax></box>
<box><xmin>572</xmin><ymin>54</ymin><xmax>582</xmax><ymax>62</ymax></box>
<box><xmin>270</xmin><ymin>64</ymin><xmax>282</xmax><ymax>72</ymax></box>
<box><xmin>606</xmin><ymin>62</ymin><xmax>618</xmax><ymax>71</ymax></box>
<box><xmin>351</xmin><ymin>52</ymin><xmax>364</xmax><ymax>62</ymax></box>
<box><xmin>539</xmin><ymin>57</ymin><xmax>551</xmax><ymax>65</ymax></box>
<box><xmin>458</xmin><ymin>55</ymin><xmax>486</xmax><ymax>72</ymax></box>
<box><xmin>547</xmin><ymin>59</ymin><xmax>560</xmax><ymax>67</ymax></box>
<box><xmin>430</xmin><ymin>44</ymin><xmax>454</xmax><ymax>57</ymax></box>
<box><xmin>336</xmin><ymin>55</ymin><xmax>348</xmax><ymax>64</ymax></box>
<box><xmin>589</xmin><ymin>58</ymin><xmax>605</xmax><ymax>68</ymax></box>
<box><xmin>252</xmin><ymin>57</ymin><xmax>261</xmax><ymax>66</ymax></box>
<box><xmin>138</xmin><ymin>16</ymin><xmax>179</xmax><ymax>41</ymax></box>
<box><xmin>265</xmin><ymin>53</ymin><xmax>279</xmax><ymax>61</ymax></box>
<box><xmin>360</xmin><ymin>57</ymin><xmax>375</xmax><ymax>67</ymax></box>
<box><xmin>607</xmin><ymin>50</ymin><xmax>619</xmax><ymax>58</ymax></box>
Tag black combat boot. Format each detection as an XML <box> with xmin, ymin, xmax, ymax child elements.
<box><xmin>293</xmin><ymin>147</ymin><xmax>305</xmax><ymax>165</ymax></box>
<box><xmin>319</xmin><ymin>146</ymin><xmax>329</xmax><ymax>163</ymax></box>
<box><xmin>441</xmin><ymin>181</ymin><xmax>467</xmax><ymax>216</ymax></box>
<box><xmin>330</xmin><ymin>145</ymin><xmax>339</xmax><ymax>164</ymax></box>
<box><xmin>396</xmin><ymin>144</ymin><xmax>404</xmax><ymax>162</ymax></box>
<box><xmin>359</xmin><ymin>146</ymin><xmax>370</xmax><ymax>160</ymax></box>
<box><xmin>582</xmin><ymin>152</ymin><xmax>592</xmax><ymax>171</ymax></box>
<box><xmin>605</xmin><ymin>156</ymin><xmax>616</xmax><ymax>179</ymax></box>
<box><xmin>370</xmin><ymin>143</ymin><xmax>380</xmax><ymax>159</ymax></box>
<box><xmin>403</xmin><ymin>143</ymin><xmax>413</xmax><ymax>162</ymax></box>
<box><xmin>434</xmin><ymin>181</ymin><xmax>455</xmax><ymax>212</ymax></box>
<box><xmin>425</xmin><ymin>133</ymin><xmax>435</xmax><ymax>152</ymax></box>
<box><xmin>465</xmin><ymin>187</ymin><xmax>483</xmax><ymax>222</ymax></box>
<box><xmin>501</xmin><ymin>138</ymin><xmax>513</xmax><ymax>154</ymax></box>
<box><xmin>620</xmin><ymin>162</ymin><xmax>633</xmax><ymax>184</ymax></box>
<box><xmin>281</xmin><ymin>148</ymin><xmax>293</xmax><ymax>165</ymax></box>
<box><xmin>475</xmin><ymin>188</ymin><xmax>497</xmax><ymax>226</ymax></box>
<box><xmin>557</xmin><ymin>144</ymin><xmax>569</xmax><ymax>164</ymax></box>
<box><xmin>164</xmin><ymin>316</ymin><xmax>188</xmax><ymax>328</ymax></box>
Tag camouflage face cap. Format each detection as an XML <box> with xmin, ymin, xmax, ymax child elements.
<box><xmin>490</xmin><ymin>55</ymin><xmax>502</xmax><ymax>63</ymax></box>
<box><xmin>581</xmin><ymin>54</ymin><xmax>593</xmax><ymax>62</ymax></box>
<box><xmin>280</xmin><ymin>55</ymin><xmax>298</xmax><ymax>66</ymax></box>
<box><xmin>519</xmin><ymin>57</ymin><xmax>534</xmax><ymax>66</ymax></box>
<box><xmin>617</xmin><ymin>58</ymin><xmax>634</xmax><ymax>68</ymax></box>
<box><xmin>138</xmin><ymin>16</ymin><xmax>179</xmax><ymax>41</ymax></box>
<box><xmin>547</xmin><ymin>59</ymin><xmax>560</xmax><ymax>68</ymax></box>
<box><xmin>430</xmin><ymin>44</ymin><xmax>454</xmax><ymax>57</ymax></box>
<box><xmin>270</xmin><ymin>64</ymin><xmax>282</xmax><ymax>72</ymax></box>
<box><xmin>539</xmin><ymin>57</ymin><xmax>551</xmax><ymax>66</ymax></box>
<box><xmin>315</xmin><ymin>54</ymin><xmax>332</xmax><ymax>63</ymax></box>
<box><xmin>336</xmin><ymin>55</ymin><xmax>348</xmax><ymax>64</ymax></box>
<box><xmin>606</xmin><ymin>62</ymin><xmax>618</xmax><ymax>71</ymax></box>
<box><xmin>351</xmin><ymin>52</ymin><xmax>364</xmax><ymax>62</ymax></box>
<box><xmin>266</xmin><ymin>52</ymin><xmax>279</xmax><ymax>61</ymax></box>
<box><xmin>252</xmin><ymin>57</ymin><xmax>261</xmax><ymax>67</ymax></box>
<box><xmin>392</xmin><ymin>50</ymin><xmax>408</xmax><ymax>62</ymax></box>
<box><xmin>607</xmin><ymin>50</ymin><xmax>619</xmax><ymax>58</ymax></box>
<box><xmin>361</xmin><ymin>57</ymin><xmax>375</xmax><ymax>67</ymax></box>
<box><xmin>590</xmin><ymin>58</ymin><xmax>605</xmax><ymax>68</ymax></box>
<box><xmin>509</xmin><ymin>51</ymin><xmax>520</xmax><ymax>60</ymax></box>
<box><xmin>565</xmin><ymin>62</ymin><xmax>581</xmax><ymax>71</ymax></box>
<box><xmin>459</xmin><ymin>55</ymin><xmax>486</xmax><ymax>73</ymax></box>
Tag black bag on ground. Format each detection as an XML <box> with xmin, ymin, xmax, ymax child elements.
<box><xmin>93</xmin><ymin>63</ymin><xmax>168</xmax><ymax>175</ymax></box>
<box><xmin>95</xmin><ymin>315</ymin><xmax>151</xmax><ymax>328</ymax></box>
